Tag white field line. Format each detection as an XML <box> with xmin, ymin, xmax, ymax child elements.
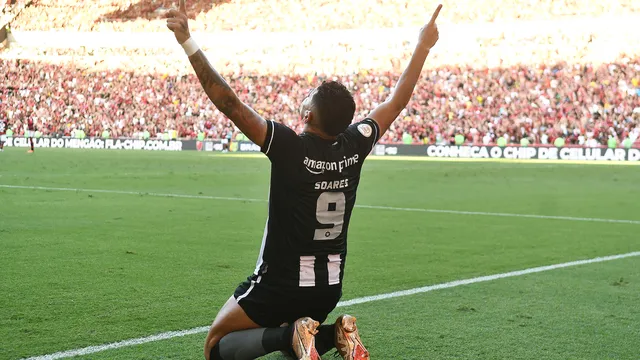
<box><xmin>2</xmin><ymin>184</ymin><xmax>640</xmax><ymax>225</ymax></box>
<box><xmin>20</xmin><ymin>327</ymin><xmax>211</xmax><ymax>360</ymax></box>
<box><xmin>0</xmin><ymin>185</ymin><xmax>265</xmax><ymax>203</ymax></box>
<box><xmin>21</xmin><ymin>251</ymin><xmax>640</xmax><ymax>360</ymax></box>
<box><xmin>355</xmin><ymin>204</ymin><xmax>640</xmax><ymax>225</ymax></box>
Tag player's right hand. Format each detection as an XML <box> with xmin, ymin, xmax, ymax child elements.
<box><xmin>166</xmin><ymin>0</ymin><xmax>191</xmax><ymax>45</ymax></box>
<box><xmin>418</xmin><ymin>4</ymin><xmax>442</xmax><ymax>51</ymax></box>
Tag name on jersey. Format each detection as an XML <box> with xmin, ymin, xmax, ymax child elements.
<box><xmin>315</xmin><ymin>179</ymin><xmax>349</xmax><ymax>190</ymax></box>
<box><xmin>304</xmin><ymin>154</ymin><xmax>359</xmax><ymax>174</ymax></box>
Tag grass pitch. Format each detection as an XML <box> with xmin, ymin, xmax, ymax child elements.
<box><xmin>1</xmin><ymin>148</ymin><xmax>639</xmax><ymax>359</ymax></box>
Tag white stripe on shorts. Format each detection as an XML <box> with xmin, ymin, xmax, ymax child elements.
<box><xmin>299</xmin><ymin>256</ymin><xmax>316</xmax><ymax>287</ymax></box>
<box><xmin>328</xmin><ymin>254</ymin><xmax>342</xmax><ymax>285</ymax></box>
<box><xmin>236</xmin><ymin>275</ymin><xmax>262</xmax><ymax>302</ymax></box>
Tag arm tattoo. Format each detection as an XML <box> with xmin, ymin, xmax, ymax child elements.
<box><xmin>187</xmin><ymin>50</ymin><xmax>266</xmax><ymax>146</ymax></box>
<box><xmin>188</xmin><ymin>50</ymin><xmax>238</xmax><ymax>116</ymax></box>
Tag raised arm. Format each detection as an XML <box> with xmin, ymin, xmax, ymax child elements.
<box><xmin>367</xmin><ymin>4</ymin><xmax>442</xmax><ymax>137</ymax></box>
<box><xmin>166</xmin><ymin>0</ymin><xmax>267</xmax><ymax>146</ymax></box>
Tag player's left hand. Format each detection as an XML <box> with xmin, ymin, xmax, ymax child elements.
<box><xmin>166</xmin><ymin>0</ymin><xmax>191</xmax><ymax>45</ymax></box>
<box><xmin>417</xmin><ymin>4</ymin><xmax>442</xmax><ymax>51</ymax></box>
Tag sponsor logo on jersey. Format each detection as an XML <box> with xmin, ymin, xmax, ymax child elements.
<box><xmin>306</xmin><ymin>167</ymin><xmax>324</xmax><ymax>175</ymax></box>
<box><xmin>303</xmin><ymin>154</ymin><xmax>360</xmax><ymax>174</ymax></box>
<box><xmin>357</xmin><ymin>123</ymin><xmax>373</xmax><ymax>138</ymax></box>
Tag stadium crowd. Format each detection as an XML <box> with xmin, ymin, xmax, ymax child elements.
<box><xmin>6</xmin><ymin>22</ymin><xmax>639</xmax><ymax>74</ymax></box>
<box><xmin>2</xmin><ymin>0</ymin><xmax>639</xmax><ymax>147</ymax></box>
<box><xmin>2</xmin><ymin>57</ymin><xmax>639</xmax><ymax>146</ymax></box>
<box><xmin>1</xmin><ymin>0</ymin><xmax>23</xmax><ymax>24</ymax></box>
<box><xmin>11</xmin><ymin>0</ymin><xmax>640</xmax><ymax>32</ymax></box>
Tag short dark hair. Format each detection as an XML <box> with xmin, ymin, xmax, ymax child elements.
<box><xmin>312</xmin><ymin>81</ymin><xmax>356</xmax><ymax>136</ymax></box>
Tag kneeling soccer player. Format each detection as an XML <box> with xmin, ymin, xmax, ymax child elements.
<box><xmin>166</xmin><ymin>1</ymin><xmax>442</xmax><ymax>358</ymax></box>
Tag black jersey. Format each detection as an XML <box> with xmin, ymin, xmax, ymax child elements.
<box><xmin>254</xmin><ymin>118</ymin><xmax>380</xmax><ymax>289</ymax></box>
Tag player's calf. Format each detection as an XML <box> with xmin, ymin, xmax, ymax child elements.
<box><xmin>335</xmin><ymin>315</ymin><xmax>369</xmax><ymax>360</ymax></box>
<box><xmin>207</xmin><ymin>317</ymin><xmax>320</xmax><ymax>360</ymax></box>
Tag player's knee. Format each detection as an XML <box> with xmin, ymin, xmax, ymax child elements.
<box><xmin>204</xmin><ymin>327</ymin><xmax>226</xmax><ymax>359</ymax></box>
<box><xmin>208</xmin><ymin>345</ymin><xmax>222</xmax><ymax>360</ymax></box>
<box><xmin>205</xmin><ymin>334</ymin><xmax>229</xmax><ymax>360</ymax></box>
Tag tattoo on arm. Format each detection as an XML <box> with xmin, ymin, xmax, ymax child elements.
<box><xmin>187</xmin><ymin>50</ymin><xmax>267</xmax><ymax>146</ymax></box>
<box><xmin>188</xmin><ymin>50</ymin><xmax>238</xmax><ymax>116</ymax></box>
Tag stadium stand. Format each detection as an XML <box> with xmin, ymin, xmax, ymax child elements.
<box><xmin>1</xmin><ymin>0</ymin><xmax>639</xmax><ymax>147</ymax></box>
<box><xmin>2</xmin><ymin>57</ymin><xmax>638</xmax><ymax>145</ymax></box>
<box><xmin>10</xmin><ymin>0</ymin><xmax>640</xmax><ymax>32</ymax></box>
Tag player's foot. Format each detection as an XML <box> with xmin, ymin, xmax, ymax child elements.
<box><xmin>335</xmin><ymin>315</ymin><xmax>369</xmax><ymax>360</ymax></box>
<box><xmin>27</xmin><ymin>150</ymin><xmax>34</xmax><ymax>153</ymax></box>
<box><xmin>291</xmin><ymin>317</ymin><xmax>320</xmax><ymax>360</ymax></box>
<box><xmin>280</xmin><ymin>351</ymin><xmax>296</xmax><ymax>360</ymax></box>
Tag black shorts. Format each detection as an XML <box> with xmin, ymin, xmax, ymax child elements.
<box><xmin>234</xmin><ymin>274</ymin><xmax>342</xmax><ymax>328</ymax></box>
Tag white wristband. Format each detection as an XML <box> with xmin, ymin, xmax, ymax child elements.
<box><xmin>181</xmin><ymin>38</ymin><xmax>200</xmax><ymax>57</ymax></box>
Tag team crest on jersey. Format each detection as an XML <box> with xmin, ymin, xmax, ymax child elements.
<box><xmin>357</xmin><ymin>123</ymin><xmax>373</xmax><ymax>138</ymax></box>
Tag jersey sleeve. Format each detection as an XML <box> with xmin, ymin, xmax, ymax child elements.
<box><xmin>342</xmin><ymin>118</ymin><xmax>381</xmax><ymax>158</ymax></box>
<box><xmin>261</xmin><ymin>120</ymin><xmax>303</xmax><ymax>165</ymax></box>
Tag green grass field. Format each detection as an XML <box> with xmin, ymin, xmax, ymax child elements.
<box><xmin>1</xmin><ymin>148</ymin><xmax>639</xmax><ymax>360</ymax></box>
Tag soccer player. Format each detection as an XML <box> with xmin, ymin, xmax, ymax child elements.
<box><xmin>0</xmin><ymin>117</ymin><xmax>7</xmax><ymax>152</ymax></box>
<box><xmin>167</xmin><ymin>2</ymin><xmax>442</xmax><ymax>359</ymax></box>
<box><xmin>25</xmin><ymin>114</ymin><xmax>35</xmax><ymax>153</ymax></box>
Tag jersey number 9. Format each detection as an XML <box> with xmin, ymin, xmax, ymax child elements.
<box><xmin>314</xmin><ymin>191</ymin><xmax>346</xmax><ymax>240</ymax></box>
